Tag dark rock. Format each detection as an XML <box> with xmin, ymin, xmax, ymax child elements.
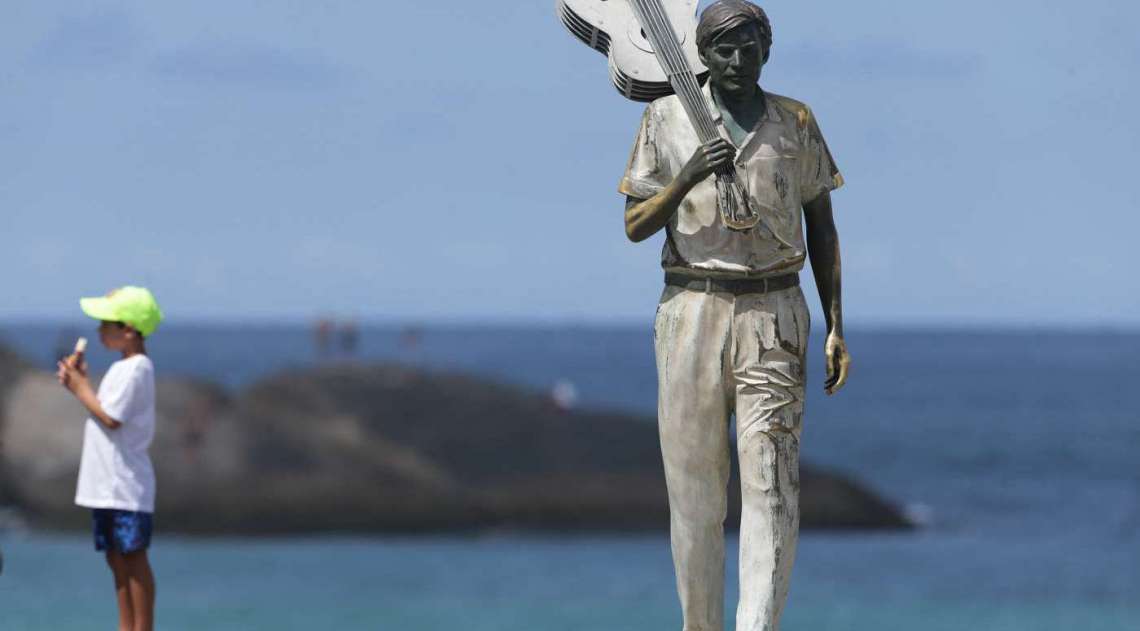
<box><xmin>1</xmin><ymin>356</ymin><xmax>914</xmax><ymax>533</ymax></box>
<box><xmin>0</xmin><ymin>344</ymin><xmax>33</xmax><ymax>507</ymax></box>
<box><xmin>0</xmin><ymin>344</ymin><xmax>31</xmax><ymax>394</ymax></box>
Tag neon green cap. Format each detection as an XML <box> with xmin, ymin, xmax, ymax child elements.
<box><xmin>79</xmin><ymin>286</ymin><xmax>164</xmax><ymax>337</ymax></box>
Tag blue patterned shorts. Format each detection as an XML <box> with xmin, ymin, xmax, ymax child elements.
<box><xmin>92</xmin><ymin>509</ymin><xmax>153</xmax><ymax>554</ymax></box>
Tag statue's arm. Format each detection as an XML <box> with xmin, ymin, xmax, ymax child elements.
<box><xmin>624</xmin><ymin>139</ymin><xmax>735</xmax><ymax>242</ymax></box>
<box><xmin>624</xmin><ymin>188</ymin><xmax>685</xmax><ymax>243</ymax></box>
<box><xmin>804</xmin><ymin>191</ymin><xmax>851</xmax><ymax>394</ymax></box>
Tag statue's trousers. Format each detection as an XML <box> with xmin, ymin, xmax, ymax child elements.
<box><xmin>653</xmin><ymin>283</ymin><xmax>808</xmax><ymax>631</ymax></box>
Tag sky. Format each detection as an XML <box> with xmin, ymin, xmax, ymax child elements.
<box><xmin>2</xmin><ymin>1</ymin><xmax>1138</xmax><ymax>326</ymax></box>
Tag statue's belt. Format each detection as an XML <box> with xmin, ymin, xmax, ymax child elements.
<box><xmin>665</xmin><ymin>272</ymin><xmax>799</xmax><ymax>295</ymax></box>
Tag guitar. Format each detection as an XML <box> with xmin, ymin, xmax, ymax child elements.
<box><xmin>557</xmin><ymin>0</ymin><xmax>762</xmax><ymax>231</ymax></box>
<box><xmin>557</xmin><ymin>0</ymin><xmax>706</xmax><ymax>102</ymax></box>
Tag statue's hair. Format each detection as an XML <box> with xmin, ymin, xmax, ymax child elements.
<box><xmin>695</xmin><ymin>0</ymin><xmax>773</xmax><ymax>58</ymax></box>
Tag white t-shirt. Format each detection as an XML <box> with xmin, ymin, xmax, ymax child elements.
<box><xmin>74</xmin><ymin>354</ymin><xmax>157</xmax><ymax>513</ymax></box>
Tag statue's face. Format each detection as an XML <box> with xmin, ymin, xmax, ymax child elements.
<box><xmin>700</xmin><ymin>23</ymin><xmax>766</xmax><ymax>97</ymax></box>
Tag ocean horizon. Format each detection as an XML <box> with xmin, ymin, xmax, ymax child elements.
<box><xmin>2</xmin><ymin>324</ymin><xmax>1137</xmax><ymax>629</ymax></box>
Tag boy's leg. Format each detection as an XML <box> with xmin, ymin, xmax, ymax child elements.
<box><xmin>104</xmin><ymin>510</ymin><xmax>155</xmax><ymax>631</ymax></box>
<box><xmin>96</xmin><ymin>510</ymin><xmax>135</xmax><ymax>631</ymax></box>
<box><xmin>104</xmin><ymin>551</ymin><xmax>135</xmax><ymax>631</ymax></box>
<box><xmin>122</xmin><ymin>550</ymin><xmax>156</xmax><ymax>631</ymax></box>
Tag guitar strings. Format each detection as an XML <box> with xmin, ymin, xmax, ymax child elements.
<box><xmin>652</xmin><ymin>0</ymin><xmax>754</xmax><ymax>222</ymax></box>
<box><xmin>635</xmin><ymin>0</ymin><xmax>731</xmax><ymax>189</ymax></box>
<box><xmin>655</xmin><ymin>5</ymin><xmax>744</xmax><ymax>190</ymax></box>
<box><xmin>631</xmin><ymin>0</ymin><xmax>754</xmax><ymax>225</ymax></box>
<box><xmin>632</xmin><ymin>0</ymin><xmax>718</xmax><ymax>142</ymax></box>
<box><xmin>632</xmin><ymin>5</ymin><xmax>691</xmax><ymax>115</ymax></box>
<box><xmin>634</xmin><ymin>1</ymin><xmax>701</xmax><ymax>119</ymax></box>
<box><xmin>635</xmin><ymin>1</ymin><xmax>735</xmax><ymax>180</ymax></box>
<box><xmin>643</xmin><ymin>1</ymin><xmax>712</xmax><ymax>134</ymax></box>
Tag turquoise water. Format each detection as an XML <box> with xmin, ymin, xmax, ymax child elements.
<box><xmin>2</xmin><ymin>531</ymin><xmax>1136</xmax><ymax>630</ymax></box>
<box><xmin>2</xmin><ymin>326</ymin><xmax>1139</xmax><ymax>629</ymax></box>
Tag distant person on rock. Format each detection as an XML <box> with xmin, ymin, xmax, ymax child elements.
<box><xmin>339</xmin><ymin>319</ymin><xmax>359</xmax><ymax>357</ymax></box>
<box><xmin>56</xmin><ymin>286</ymin><xmax>163</xmax><ymax>631</ymax></box>
<box><xmin>314</xmin><ymin>317</ymin><xmax>333</xmax><ymax>359</ymax></box>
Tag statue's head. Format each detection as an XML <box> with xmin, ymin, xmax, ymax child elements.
<box><xmin>696</xmin><ymin>0</ymin><xmax>772</xmax><ymax>97</ymax></box>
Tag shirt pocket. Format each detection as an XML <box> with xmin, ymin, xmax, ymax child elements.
<box><xmin>739</xmin><ymin>152</ymin><xmax>801</xmax><ymax>243</ymax></box>
<box><xmin>741</xmin><ymin>152</ymin><xmax>800</xmax><ymax>211</ymax></box>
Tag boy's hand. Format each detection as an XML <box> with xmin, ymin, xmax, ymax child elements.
<box><xmin>56</xmin><ymin>361</ymin><xmax>122</xmax><ymax>430</ymax></box>
<box><xmin>65</xmin><ymin>352</ymin><xmax>88</xmax><ymax>376</ymax></box>
<box><xmin>57</xmin><ymin>359</ymin><xmax>92</xmax><ymax>397</ymax></box>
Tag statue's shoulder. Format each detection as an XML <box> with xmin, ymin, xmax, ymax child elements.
<box><xmin>766</xmin><ymin>92</ymin><xmax>815</xmax><ymax>129</ymax></box>
<box><xmin>647</xmin><ymin>93</ymin><xmax>685</xmax><ymax>120</ymax></box>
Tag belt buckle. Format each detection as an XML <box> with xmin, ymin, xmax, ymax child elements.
<box><xmin>761</xmin><ymin>277</ymin><xmax>769</xmax><ymax>294</ymax></box>
<box><xmin>704</xmin><ymin>278</ymin><xmax>712</xmax><ymax>294</ymax></box>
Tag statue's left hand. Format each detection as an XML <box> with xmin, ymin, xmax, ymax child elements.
<box><xmin>824</xmin><ymin>331</ymin><xmax>850</xmax><ymax>395</ymax></box>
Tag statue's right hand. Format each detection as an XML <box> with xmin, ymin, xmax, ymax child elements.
<box><xmin>680</xmin><ymin>138</ymin><xmax>736</xmax><ymax>185</ymax></box>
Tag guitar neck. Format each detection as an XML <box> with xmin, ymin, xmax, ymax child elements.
<box><xmin>627</xmin><ymin>0</ymin><xmax>720</xmax><ymax>143</ymax></box>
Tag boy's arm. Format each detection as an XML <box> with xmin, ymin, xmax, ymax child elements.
<box><xmin>57</xmin><ymin>361</ymin><xmax>123</xmax><ymax>430</ymax></box>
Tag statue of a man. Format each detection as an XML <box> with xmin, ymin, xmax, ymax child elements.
<box><xmin>619</xmin><ymin>1</ymin><xmax>851</xmax><ymax>629</ymax></box>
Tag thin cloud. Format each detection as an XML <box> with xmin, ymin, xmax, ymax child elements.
<box><xmin>777</xmin><ymin>40</ymin><xmax>981</xmax><ymax>79</ymax></box>
<box><xmin>150</xmin><ymin>44</ymin><xmax>345</xmax><ymax>89</ymax></box>
<box><xmin>30</xmin><ymin>8</ymin><xmax>141</xmax><ymax>70</ymax></box>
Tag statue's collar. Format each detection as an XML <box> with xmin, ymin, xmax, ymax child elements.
<box><xmin>702</xmin><ymin>82</ymin><xmax>780</xmax><ymax>126</ymax></box>
<box><xmin>702</xmin><ymin>82</ymin><xmax>779</xmax><ymax>151</ymax></box>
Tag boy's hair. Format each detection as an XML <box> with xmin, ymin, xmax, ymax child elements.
<box><xmin>101</xmin><ymin>320</ymin><xmax>133</xmax><ymax>333</ymax></box>
<box><xmin>111</xmin><ymin>321</ymin><xmax>140</xmax><ymax>336</ymax></box>
<box><xmin>696</xmin><ymin>0</ymin><xmax>773</xmax><ymax>57</ymax></box>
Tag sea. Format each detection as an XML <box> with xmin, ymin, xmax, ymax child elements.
<box><xmin>0</xmin><ymin>324</ymin><xmax>1137</xmax><ymax>630</ymax></box>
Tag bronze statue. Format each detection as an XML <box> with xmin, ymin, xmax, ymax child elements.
<box><xmin>619</xmin><ymin>1</ymin><xmax>850</xmax><ymax>629</ymax></box>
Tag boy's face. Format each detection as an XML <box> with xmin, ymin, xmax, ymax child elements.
<box><xmin>97</xmin><ymin>321</ymin><xmax>136</xmax><ymax>350</ymax></box>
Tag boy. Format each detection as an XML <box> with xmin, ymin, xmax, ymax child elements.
<box><xmin>57</xmin><ymin>286</ymin><xmax>163</xmax><ymax>631</ymax></box>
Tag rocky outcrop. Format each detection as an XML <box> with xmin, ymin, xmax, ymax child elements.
<box><xmin>0</xmin><ymin>345</ymin><xmax>30</xmax><ymax>393</ymax></box>
<box><xmin>0</xmin><ymin>345</ymin><xmax>32</xmax><ymax>506</ymax></box>
<box><xmin>0</xmin><ymin>350</ymin><xmax>913</xmax><ymax>533</ymax></box>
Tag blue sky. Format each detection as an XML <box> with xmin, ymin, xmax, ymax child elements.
<box><xmin>2</xmin><ymin>1</ymin><xmax>1137</xmax><ymax>326</ymax></box>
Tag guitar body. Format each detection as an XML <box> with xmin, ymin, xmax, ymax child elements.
<box><xmin>558</xmin><ymin>0</ymin><xmax>706</xmax><ymax>102</ymax></box>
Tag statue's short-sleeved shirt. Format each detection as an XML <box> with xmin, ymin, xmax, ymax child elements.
<box><xmin>620</xmin><ymin>83</ymin><xmax>843</xmax><ymax>278</ymax></box>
